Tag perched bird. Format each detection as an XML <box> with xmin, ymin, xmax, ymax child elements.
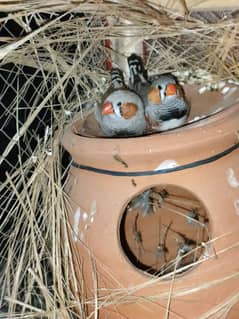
<box><xmin>145</xmin><ymin>74</ymin><xmax>190</xmax><ymax>132</ymax></box>
<box><xmin>95</xmin><ymin>68</ymin><xmax>147</xmax><ymax>137</ymax></box>
<box><xmin>127</xmin><ymin>54</ymin><xmax>190</xmax><ymax>132</ymax></box>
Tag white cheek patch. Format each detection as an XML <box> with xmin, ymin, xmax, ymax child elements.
<box><xmin>160</xmin><ymin>88</ymin><xmax>165</xmax><ymax>101</ymax></box>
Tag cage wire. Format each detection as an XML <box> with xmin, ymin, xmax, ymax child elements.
<box><xmin>0</xmin><ymin>2</ymin><xmax>239</xmax><ymax>318</ymax></box>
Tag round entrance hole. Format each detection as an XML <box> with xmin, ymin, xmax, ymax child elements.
<box><xmin>119</xmin><ymin>185</ymin><xmax>210</xmax><ymax>277</ymax></box>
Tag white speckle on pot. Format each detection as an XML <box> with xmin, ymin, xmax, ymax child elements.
<box><xmin>73</xmin><ymin>208</ymin><xmax>81</xmax><ymax>241</ymax></box>
<box><xmin>228</xmin><ymin>79</ymin><xmax>239</xmax><ymax>86</ymax></box>
<box><xmin>82</xmin><ymin>212</ymin><xmax>88</xmax><ymax>221</ymax></box>
<box><xmin>234</xmin><ymin>200</ymin><xmax>239</xmax><ymax>215</ymax></box>
<box><xmin>218</xmin><ymin>81</ymin><xmax>226</xmax><ymax>89</ymax></box>
<box><xmin>198</xmin><ymin>86</ymin><xmax>207</xmax><ymax>94</ymax></box>
<box><xmin>192</xmin><ymin>116</ymin><xmax>201</xmax><ymax>121</ymax></box>
<box><xmin>80</xmin><ymin>232</ymin><xmax>85</xmax><ymax>241</ymax></box>
<box><xmin>221</xmin><ymin>86</ymin><xmax>230</xmax><ymax>94</ymax></box>
<box><xmin>90</xmin><ymin>217</ymin><xmax>94</xmax><ymax>223</ymax></box>
<box><xmin>154</xmin><ymin>160</ymin><xmax>178</xmax><ymax>171</ymax></box>
<box><xmin>90</xmin><ymin>200</ymin><xmax>97</xmax><ymax>216</ymax></box>
<box><xmin>201</xmin><ymin>242</ymin><xmax>210</xmax><ymax>258</ymax></box>
<box><xmin>84</xmin><ymin>224</ymin><xmax>90</xmax><ymax>230</ymax></box>
<box><xmin>223</xmin><ymin>87</ymin><xmax>238</xmax><ymax>99</ymax></box>
<box><xmin>227</xmin><ymin>168</ymin><xmax>239</xmax><ymax>188</ymax></box>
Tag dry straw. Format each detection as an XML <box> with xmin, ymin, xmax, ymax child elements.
<box><xmin>0</xmin><ymin>1</ymin><xmax>239</xmax><ymax>318</ymax></box>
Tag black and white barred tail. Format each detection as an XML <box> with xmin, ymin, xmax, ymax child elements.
<box><xmin>127</xmin><ymin>53</ymin><xmax>148</xmax><ymax>88</ymax></box>
<box><xmin>111</xmin><ymin>68</ymin><xmax>125</xmax><ymax>89</ymax></box>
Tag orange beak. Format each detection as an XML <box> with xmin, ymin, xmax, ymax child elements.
<box><xmin>102</xmin><ymin>101</ymin><xmax>114</xmax><ymax>115</ymax></box>
<box><xmin>165</xmin><ymin>83</ymin><xmax>177</xmax><ymax>96</ymax></box>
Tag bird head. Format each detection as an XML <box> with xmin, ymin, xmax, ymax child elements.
<box><xmin>102</xmin><ymin>100</ymin><xmax>138</xmax><ymax>119</ymax></box>
<box><xmin>101</xmin><ymin>89</ymin><xmax>141</xmax><ymax>119</ymax></box>
<box><xmin>147</xmin><ymin>75</ymin><xmax>179</xmax><ymax>105</ymax></box>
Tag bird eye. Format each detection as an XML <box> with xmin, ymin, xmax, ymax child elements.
<box><xmin>157</xmin><ymin>85</ymin><xmax>162</xmax><ymax>90</ymax></box>
<box><xmin>117</xmin><ymin>102</ymin><xmax>122</xmax><ymax>107</ymax></box>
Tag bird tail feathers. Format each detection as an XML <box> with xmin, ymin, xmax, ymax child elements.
<box><xmin>111</xmin><ymin>68</ymin><xmax>125</xmax><ymax>89</ymax></box>
<box><xmin>127</xmin><ymin>53</ymin><xmax>148</xmax><ymax>88</ymax></box>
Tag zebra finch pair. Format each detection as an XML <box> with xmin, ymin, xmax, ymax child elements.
<box><xmin>95</xmin><ymin>54</ymin><xmax>190</xmax><ymax>137</ymax></box>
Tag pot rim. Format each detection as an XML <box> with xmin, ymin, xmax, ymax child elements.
<box><xmin>63</xmin><ymin>102</ymin><xmax>238</xmax><ymax>146</ymax></box>
<box><xmin>64</xmin><ymin>101</ymin><xmax>239</xmax><ymax>140</ymax></box>
<box><xmin>62</xmin><ymin>102</ymin><xmax>239</xmax><ymax>172</ymax></box>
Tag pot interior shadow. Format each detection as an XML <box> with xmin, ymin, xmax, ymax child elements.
<box><xmin>119</xmin><ymin>185</ymin><xmax>210</xmax><ymax>277</ymax></box>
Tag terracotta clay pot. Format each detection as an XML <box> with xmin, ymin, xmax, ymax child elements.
<box><xmin>62</xmin><ymin>85</ymin><xmax>239</xmax><ymax>319</ymax></box>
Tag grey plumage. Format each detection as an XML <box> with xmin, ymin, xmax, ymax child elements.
<box><xmin>127</xmin><ymin>54</ymin><xmax>190</xmax><ymax>132</ymax></box>
<box><xmin>95</xmin><ymin>65</ymin><xmax>147</xmax><ymax>137</ymax></box>
<box><xmin>145</xmin><ymin>75</ymin><xmax>190</xmax><ymax>131</ymax></box>
<box><xmin>95</xmin><ymin>88</ymin><xmax>147</xmax><ymax>137</ymax></box>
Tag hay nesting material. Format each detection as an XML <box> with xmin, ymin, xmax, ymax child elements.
<box><xmin>0</xmin><ymin>2</ymin><xmax>239</xmax><ymax>318</ymax></box>
<box><xmin>0</xmin><ymin>0</ymin><xmax>238</xmax><ymax>14</ymax></box>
